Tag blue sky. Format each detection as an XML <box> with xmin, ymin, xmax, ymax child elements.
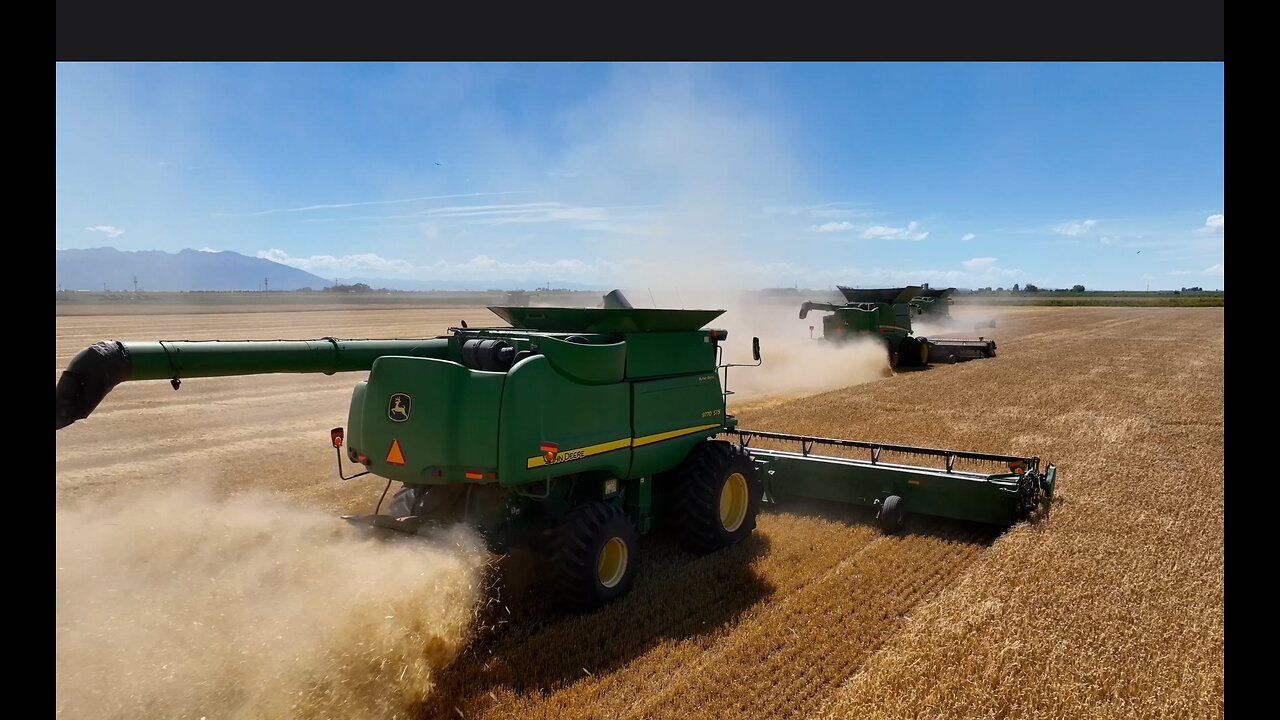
<box><xmin>55</xmin><ymin>63</ymin><xmax>1224</xmax><ymax>290</ymax></box>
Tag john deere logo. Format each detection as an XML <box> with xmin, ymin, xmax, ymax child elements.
<box><xmin>388</xmin><ymin>393</ymin><xmax>412</xmax><ymax>422</ymax></box>
<box><xmin>540</xmin><ymin>441</ymin><xmax>559</xmax><ymax>463</ymax></box>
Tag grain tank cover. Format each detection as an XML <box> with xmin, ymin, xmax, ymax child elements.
<box><xmin>837</xmin><ymin>286</ymin><xmax>923</xmax><ymax>304</ymax></box>
<box><xmin>487</xmin><ymin>306</ymin><xmax>725</xmax><ymax>333</ymax></box>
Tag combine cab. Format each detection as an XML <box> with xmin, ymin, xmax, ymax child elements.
<box><xmin>56</xmin><ymin>290</ymin><xmax>1051</xmax><ymax>610</ymax></box>
<box><xmin>800</xmin><ymin>285</ymin><xmax>997</xmax><ymax>367</ymax></box>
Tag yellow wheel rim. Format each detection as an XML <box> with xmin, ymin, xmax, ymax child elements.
<box><xmin>888</xmin><ymin>350</ymin><xmax>899</xmax><ymax>369</ymax></box>
<box><xmin>919</xmin><ymin>341</ymin><xmax>929</xmax><ymax>365</ymax></box>
<box><xmin>720</xmin><ymin>472</ymin><xmax>750</xmax><ymax>532</ymax></box>
<box><xmin>597</xmin><ymin>537</ymin><xmax>628</xmax><ymax>588</ymax></box>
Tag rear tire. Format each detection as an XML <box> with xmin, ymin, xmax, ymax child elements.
<box><xmin>878</xmin><ymin>494</ymin><xmax>905</xmax><ymax>533</ymax></box>
<box><xmin>672</xmin><ymin>441</ymin><xmax>760</xmax><ymax>553</ymax></box>
<box><xmin>900</xmin><ymin>337</ymin><xmax>919</xmax><ymax>367</ymax></box>
<box><xmin>916</xmin><ymin>337</ymin><xmax>930</xmax><ymax>365</ymax></box>
<box><xmin>886</xmin><ymin>340</ymin><xmax>900</xmax><ymax>370</ymax></box>
<box><xmin>548</xmin><ymin>501</ymin><xmax>639</xmax><ymax>610</ymax></box>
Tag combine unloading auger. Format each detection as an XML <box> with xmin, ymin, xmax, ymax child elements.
<box><xmin>56</xmin><ymin>290</ymin><xmax>1053</xmax><ymax>609</ymax></box>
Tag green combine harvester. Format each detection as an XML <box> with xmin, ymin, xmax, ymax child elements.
<box><xmin>55</xmin><ymin>290</ymin><xmax>1053</xmax><ymax>609</ymax></box>
<box><xmin>909</xmin><ymin>285</ymin><xmax>998</xmax><ymax>330</ymax></box>
<box><xmin>909</xmin><ymin>285</ymin><xmax>955</xmax><ymax>320</ymax></box>
<box><xmin>800</xmin><ymin>285</ymin><xmax>998</xmax><ymax>366</ymax></box>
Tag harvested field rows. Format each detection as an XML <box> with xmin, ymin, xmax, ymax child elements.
<box><xmin>55</xmin><ymin>305</ymin><xmax>1224</xmax><ymax>719</ymax></box>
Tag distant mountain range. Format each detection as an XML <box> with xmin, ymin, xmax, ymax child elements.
<box><xmin>55</xmin><ymin>247</ymin><xmax>606</xmax><ymax>292</ymax></box>
<box><xmin>56</xmin><ymin>248</ymin><xmax>329</xmax><ymax>292</ymax></box>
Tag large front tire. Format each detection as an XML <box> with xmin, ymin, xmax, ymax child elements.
<box><xmin>673</xmin><ymin>441</ymin><xmax>761</xmax><ymax>553</ymax></box>
<box><xmin>548</xmin><ymin>501</ymin><xmax>639</xmax><ymax>610</ymax></box>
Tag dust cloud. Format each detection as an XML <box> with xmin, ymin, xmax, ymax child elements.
<box><xmin>618</xmin><ymin>289</ymin><xmax>891</xmax><ymax>403</ymax></box>
<box><xmin>55</xmin><ymin>485</ymin><xmax>488</xmax><ymax>719</ymax></box>
<box><xmin>716</xmin><ymin>295</ymin><xmax>891</xmax><ymax>402</ymax></box>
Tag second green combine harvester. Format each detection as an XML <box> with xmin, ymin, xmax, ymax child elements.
<box><xmin>55</xmin><ymin>290</ymin><xmax>1053</xmax><ymax>609</ymax></box>
<box><xmin>800</xmin><ymin>285</ymin><xmax>998</xmax><ymax>367</ymax></box>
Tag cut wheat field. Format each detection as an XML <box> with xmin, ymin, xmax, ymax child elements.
<box><xmin>54</xmin><ymin>305</ymin><xmax>1224</xmax><ymax>720</ymax></box>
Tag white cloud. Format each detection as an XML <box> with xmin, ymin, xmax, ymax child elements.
<box><xmin>1053</xmin><ymin>219</ymin><xmax>1097</xmax><ymax>236</ymax></box>
<box><xmin>961</xmin><ymin>233</ymin><xmax>976</xmax><ymax>241</ymax></box>
<box><xmin>1201</xmin><ymin>214</ymin><xmax>1224</xmax><ymax>232</ymax></box>
<box><xmin>226</xmin><ymin>191</ymin><xmax>528</xmax><ymax>217</ymax></box>
<box><xmin>197</xmin><ymin>246</ymin><xmax>220</xmax><ymax>253</ymax></box>
<box><xmin>734</xmin><ymin>257</ymin><xmax>1022</xmax><ymax>287</ymax></box>
<box><xmin>257</xmin><ymin>249</ymin><xmax>417</xmax><ymax>277</ymax></box>
<box><xmin>811</xmin><ymin>221</ymin><xmax>854</xmax><ymax>233</ymax></box>
<box><xmin>1202</xmin><ymin>263</ymin><xmax>1224</xmax><ymax>275</ymax></box>
<box><xmin>765</xmin><ymin>202</ymin><xmax>872</xmax><ymax>219</ymax></box>
<box><xmin>860</xmin><ymin>221</ymin><xmax>928</xmax><ymax>241</ymax></box>
<box><xmin>84</xmin><ymin>225</ymin><xmax>125</xmax><ymax>238</ymax></box>
<box><xmin>1100</xmin><ymin>236</ymin><xmax>1111</xmax><ymax>245</ymax></box>
<box><xmin>257</xmin><ymin>248</ymin><xmax>641</xmax><ymax>282</ymax></box>
<box><xmin>962</xmin><ymin>257</ymin><xmax>997</xmax><ymax>270</ymax></box>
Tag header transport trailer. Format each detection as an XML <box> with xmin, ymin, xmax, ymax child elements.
<box><xmin>55</xmin><ymin>290</ymin><xmax>1053</xmax><ymax>609</ymax></box>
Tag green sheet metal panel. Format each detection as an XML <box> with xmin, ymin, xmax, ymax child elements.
<box><xmin>625</xmin><ymin>331</ymin><xmax>719</xmax><ymax>379</ymax></box>
<box><xmin>497</xmin><ymin>354</ymin><xmax>632</xmax><ymax>485</ymax></box>
<box><xmin>357</xmin><ymin>356</ymin><xmax>505</xmax><ymax>486</ymax></box>
<box><xmin>532</xmin><ymin>335</ymin><xmax>627</xmax><ymax>385</ymax></box>
<box><xmin>630</xmin><ymin>373</ymin><xmax>725</xmax><ymax>478</ymax></box>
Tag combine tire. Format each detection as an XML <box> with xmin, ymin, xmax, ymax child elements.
<box><xmin>877</xmin><ymin>494</ymin><xmax>905</xmax><ymax>533</ymax></box>
<box><xmin>673</xmin><ymin>441</ymin><xmax>760</xmax><ymax>553</ymax></box>
<box><xmin>886</xmin><ymin>340</ymin><xmax>900</xmax><ymax>370</ymax></box>
<box><xmin>916</xmin><ymin>338</ymin><xmax>930</xmax><ymax>366</ymax></box>
<box><xmin>548</xmin><ymin>501</ymin><xmax>639</xmax><ymax>609</ymax></box>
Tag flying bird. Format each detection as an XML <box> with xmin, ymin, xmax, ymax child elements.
<box><xmin>1136</xmin><ymin>250</ymin><xmax>1142</xmax><ymax>254</ymax></box>
<box><xmin>434</xmin><ymin>161</ymin><xmax>442</xmax><ymax>166</ymax></box>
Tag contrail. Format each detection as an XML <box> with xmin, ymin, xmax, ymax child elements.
<box><xmin>216</xmin><ymin>190</ymin><xmax>531</xmax><ymax>217</ymax></box>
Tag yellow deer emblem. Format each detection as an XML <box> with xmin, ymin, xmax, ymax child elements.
<box><xmin>388</xmin><ymin>393</ymin><xmax>412</xmax><ymax>422</ymax></box>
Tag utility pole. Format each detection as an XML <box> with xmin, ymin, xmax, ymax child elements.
<box><xmin>263</xmin><ymin>276</ymin><xmax>269</xmax><ymax>293</ymax></box>
<box><xmin>132</xmin><ymin>275</ymin><xmax>139</xmax><ymax>293</ymax></box>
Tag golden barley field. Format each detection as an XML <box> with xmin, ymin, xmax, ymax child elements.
<box><xmin>54</xmin><ymin>304</ymin><xmax>1224</xmax><ymax>720</ymax></box>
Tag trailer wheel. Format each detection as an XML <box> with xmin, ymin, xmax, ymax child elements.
<box><xmin>673</xmin><ymin>441</ymin><xmax>761</xmax><ymax>553</ymax></box>
<box><xmin>877</xmin><ymin>494</ymin><xmax>905</xmax><ymax>533</ymax></box>
<box><xmin>548</xmin><ymin>501</ymin><xmax>639</xmax><ymax>609</ymax></box>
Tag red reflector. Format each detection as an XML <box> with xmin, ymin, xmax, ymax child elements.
<box><xmin>430</xmin><ymin>469</ymin><xmax>442</xmax><ymax>478</ymax></box>
<box><xmin>356</xmin><ymin>454</ymin><xmax>368</xmax><ymax>464</ymax></box>
<box><xmin>486</xmin><ymin>472</ymin><xmax>498</xmax><ymax>480</ymax></box>
<box><xmin>465</xmin><ymin>471</ymin><xmax>483</xmax><ymax>480</ymax></box>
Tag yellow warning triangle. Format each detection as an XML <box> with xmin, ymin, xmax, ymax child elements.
<box><xmin>386</xmin><ymin>439</ymin><xmax>406</xmax><ymax>465</ymax></box>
